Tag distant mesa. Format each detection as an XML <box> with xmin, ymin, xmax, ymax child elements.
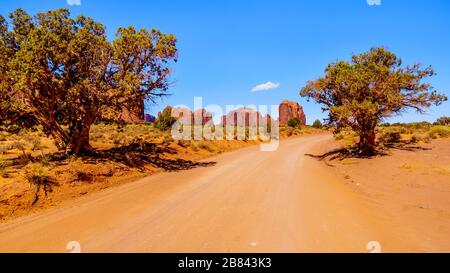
<box><xmin>144</xmin><ymin>114</ymin><xmax>156</xmax><ymax>123</ymax></box>
<box><xmin>221</xmin><ymin>108</ymin><xmax>274</xmax><ymax>127</ymax></box>
<box><xmin>194</xmin><ymin>108</ymin><xmax>214</xmax><ymax>125</ymax></box>
<box><xmin>120</xmin><ymin>99</ymin><xmax>306</xmax><ymax>127</ymax></box>
<box><xmin>171</xmin><ymin>107</ymin><xmax>214</xmax><ymax>126</ymax></box>
<box><xmin>279</xmin><ymin>100</ymin><xmax>306</xmax><ymax>126</ymax></box>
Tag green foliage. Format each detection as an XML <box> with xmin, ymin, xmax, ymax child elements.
<box><xmin>155</xmin><ymin>106</ymin><xmax>177</xmax><ymax>131</ymax></box>
<box><xmin>301</xmin><ymin>47</ymin><xmax>447</xmax><ymax>154</ymax></box>
<box><xmin>0</xmin><ymin>157</ymin><xmax>7</xmax><ymax>178</ymax></box>
<box><xmin>0</xmin><ymin>157</ymin><xmax>8</xmax><ymax>170</ymax></box>
<box><xmin>434</xmin><ymin>117</ymin><xmax>450</xmax><ymax>126</ymax></box>
<box><xmin>198</xmin><ymin>141</ymin><xmax>214</xmax><ymax>152</ymax></box>
<box><xmin>25</xmin><ymin>163</ymin><xmax>49</xmax><ymax>184</ymax></box>
<box><xmin>379</xmin><ymin>131</ymin><xmax>401</xmax><ymax>144</ymax></box>
<box><xmin>334</xmin><ymin>133</ymin><xmax>344</xmax><ymax>141</ymax></box>
<box><xmin>429</xmin><ymin>126</ymin><xmax>450</xmax><ymax>138</ymax></box>
<box><xmin>287</xmin><ymin>118</ymin><xmax>301</xmax><ymax>128</ymax></box>
<box><xmin>69</xmin><ymin>157</ymin><xmax>91</xmax><ymax>181</ymax></box>
<box><xmin>312</xmin><ymin>119</ymin><xmax>323</xmax><ymax>129</ymax></box>
<box><xmin>190</xmin><ymin>142</ymin><xmax>199</xmax><ymax>152</ymax></box>
<box><xmin>0</xmin><ymin>9</ymin><xmax>178</xmax><ymax>155</ymax></box>
<box><xmin>410</xmin><ymin>135</ymin><xmax>422</xmax><ymax>143</ymax></box>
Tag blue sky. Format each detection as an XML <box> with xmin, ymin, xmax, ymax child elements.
<box><xmin>1</xmin><ymin>0</ymin><xmax>449</xmax><ymax>124</ymax></box>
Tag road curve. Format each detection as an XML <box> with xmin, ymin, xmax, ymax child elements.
<box><xmin>0</xmin><ymin>135</ymin><xmax>410</xmax><ymax>253</ymax></box>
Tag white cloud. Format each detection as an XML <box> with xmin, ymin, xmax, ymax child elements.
<box><xmin>251</xmin><ymin>81</ymin><xmax>280</xmax><ymax>92</ymax></box>
<box><xmin>67</xmin><ymin>0</ymin><xmax>81</xmax><ymax>5</ymax></box>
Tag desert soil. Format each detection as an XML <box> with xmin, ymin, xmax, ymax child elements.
<box><xmin>0</xmin><ymin>135</ymin><xmax>449</xmax><ymax>252</ymax></box>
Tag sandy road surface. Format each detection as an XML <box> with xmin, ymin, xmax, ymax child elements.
<box><xmin>0</xmin><ymin>135</ymin><xmax>417</xmax><ymax>252</ymax></box>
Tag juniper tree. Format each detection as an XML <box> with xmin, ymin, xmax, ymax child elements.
<box><xmin>301</xmin><ymin>47</ymin><xmax>447</xmax><ymax>154</ymax></box>
<box><xmin>0</xmin><ymin>9</ymin><xmax>177</xmax><ymax>154</ymax></box>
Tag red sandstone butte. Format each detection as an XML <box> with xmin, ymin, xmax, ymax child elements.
<box><xmin>279</xmin><ymin>100</ymin><xmax>306</xmax><ymax>126</ymax></box>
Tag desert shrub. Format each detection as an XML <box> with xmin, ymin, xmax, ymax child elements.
<box><xmin>434</xmin><ymin>116</ymin><xmax>450</xmax><ymax>126</ymax></box>
<box><xmin>0</xmin><ymin>157</ymin><xmax>8</xmax><ymax>178</ymax></box>
<box><xmin>405</xmin><ymin>121</ymin><xmax>432</xmax><ymax>131</ymax></box>
<box><xmin>190</xmin><ymin>142</ymin><xmax>199</xmax><ymax>152</ymax></box>
<box><xmin>410</xmin><ymin>135</ymin><xmax>422</xmax><ymax>143</ymax></box>
<box><xmin>10</xmin><ymin>141</ymin><xmax>26</xmax><ymax>153</ymax></box>
<box><xmin>90</xmin><ymin>132</ymin><xmax>104</xmax><ymax>142</ymax></box>
<box><xmin>16</xmin><ymin>153</ymin><xmax>32</xmax><ymax>165</ymax></box>
<box><xmin>198</xmin><ymin>141</ymin><xmax>214</xmax><ymax>152</ymax></box>
<box><xmin>112</xmin><ymin>133</ymin><xmax>125</xmax><ymax>146</ymax></box>
<box><xmin>162</xmin><ymin>135</ymin><xmax>174</xmax><ymax>145</ymax></box>
<box><xmin>0</xmin><ymin>157</ymin><xmax>8</xmax><ymax>170</ymax></box>
<box><xmin>0</xmin><ymin>131</ymin><xmax>8</xmax><ymax>141</ymax></box>
<box><xmin>312</xmin><ymin>119</ymin><xmax>323</xmax><ymax>129</ymax></box>
<box><xmin>30</xmin><ymin>138</ymin><xmax>43</xmax><ymax>151</ymax></box>
<box><xmin>0</xmin><ymin>145</ymin><xmax>9</xmax><ymax>155</ymax></box>
<box><xmin>155</xmin><ymin>106</ymin><xmax>177</xmax><ymax>131</ymax></box>
<box><xmin>69</xmin><ymin>158</ymin><xmax>91</xmax><ymax>181</ymax></box>
<box><xmin>288</xmin><ymin>118</ymin><xmax>301</xmax><ymax>128</ymax></box>
<box><xmin>176</xmin><ymin>140</ymin><xmax>191</xmax><ymax>148</ymax></box>
<box><xmin>25</xmin><ymin>163</ymin><xmax>53</xmax><ymax>204</ymax></box>
<box><xmin>34</xmin><ymin>125</ymin><xmax>46</xmax><ymax>137</ymax></box>
<box><xmin>428</xmin><ymin>126</ymin><xmax>450</xmax><ymax>138</ymax></box>
<box><xmin>423</xmin><ymin>135</ymin><xmax>432</xmax><ymax>143</ymax></box>
<box><xmin>334</xmin><ymin>133</ymin><xmax>344</xmax><ymax>141</ymax></box>
<box><xmin>379</xmin><ymin>131</ymin><xmax>401</xmax><ymax>144</ymax></box>
<box><xmin>38</xmin><ymin>154</ymin><xmax>52</xmax><ymax>167</ymax></box>
<box><xmin>25</xmin><ymin>163</ymin><xmax>49</xmax><ymax>184</ymax></box>
<box><xmin>124</xmin><ymin>153</ymin><xmax>141</xmax><ymax>167</ymax></box>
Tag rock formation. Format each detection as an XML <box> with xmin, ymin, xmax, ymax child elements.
<box><xmin>279</xmin><ymin>100</ymin><xmax>306</xmax><ymax>126</ymax></box>
<box><xmin>119</xmin><ymin>100</ymin><xmax>145</xmax><ymax>123</ymax></box>
<box><xmin>144</xmin><ymin>114</ymin><xmax>156</xmax><ymax>123</ymax></box>
<box><xmin>221</xmin><ymin>108</ymin><xmax>268</xmax><ymax>127</ymax></box>
<box><xmin>171</xmin><ymin>107</ymin><xmax>213</xmax><ymax>125</ymax></box>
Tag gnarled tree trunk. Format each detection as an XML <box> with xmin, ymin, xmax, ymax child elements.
<box><xmin>359</xmin><ymin>129</ymin><xmax>376</xmax><ymax>155</ymax></box>
<box><xmin>67</xmin><ymin>110</ymin><xmax>98</xmax><ymax>155</ymax></box>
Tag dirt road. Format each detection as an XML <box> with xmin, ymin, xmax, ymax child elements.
<box><xmin>0</xmin><ymin>135</ymin><xmax>419</xmax><ymax>252</ymax></box>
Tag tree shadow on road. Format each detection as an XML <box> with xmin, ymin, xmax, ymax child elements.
<box><xmin>27</xmin><ymin>140</ymin><xmax>216</xmax><ymax>172</ymax></box>
<box><xmin>305</xmin><ymin>141</ymin><xmax>432</xmax><ymax>163</ymax></box>
<box><xmin>84</xmin><ymin>141</ymin><xmax>217</xmax><ymax>172</ymax></box>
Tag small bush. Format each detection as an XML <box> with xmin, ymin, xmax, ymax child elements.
<box><xmin>428</xmin><ymin>126</ymin><xmax>450</xmax><ymax>139</ymax></box>
<box><xmin>69</xmin><ymin>158</ymin><xmax>92</xmax><ymax>181</ymax></box>
<box><xmin>0</xmin><ymin>157</ymin><xmax>8</xmax><ymax>170</ymax></box>
<box><xmin>379</xmin><ymin>131</ymin><xmax>401</xmax><ymax>144</ymax></box>
<box><xmin>162</xmin><ymin>135</ymin><xmax>174</xmax><ymax>145</ymax></box>
<box><xmin>16</xmin><ymin>153</ymin><xmax>32</xmax><ymax>165</ymax></box>
<box><xmin>25</xmin><ymin>163</ymin><xmax>53</xmax><ymax>205</ymax></box>
<box><xmin>312</xmin><ymin>119</ymin><xmax>323</xmax><ymax>129</ymax></box>
<box><xmin>91</xmin><ymin>132</ymin><xmax>104</xmax><ymax>141</ymax></box>
<box><xmin>38</xmin><ymin>154</ymin><xmax>52</xmax><ymax>167</ymax></box>
<box><xmin>0</xmin><ymin>131</ymin><xmax>8</xmax><ymax>141</ymax></box>
<box><xmin>334</xmin><ymin>133</ymin><xmax>344</xmax><ymax>141</ymax></box>
<box><xmin>434</xmin><ymin>117</ymin><xmax>450</xmax><ymax>126</ymax></box>
<box><xmin>30</xmin><ymin>138</ymin><xmax>42</xmax><ymax>151</ymax></box>
<box><xmin>190</xmin><ymin>142</ymin><xmax>199</xmax><ymax>152</ymax></box>
<box><xmin>155</xmin><ymin>106</ymin><xmax>178</xmax><ymax>131</ymax></box>
<box><xmin>25</xmin><ymin>163</ymin><xmax>49</xmax><ymax>184</ymax></box>
<box><xmin>410</xmin><ymin>135</ymin><xmax>422</xmax><ymax>143</ymax></box>
<box><xmin>176</xmin><ymin>140</ymin><xmax>191</xmax><ymax>148</ymax></box>
<box><xmin>288</xmin><ymin>118</ymin><xmax>301</xmax><ymax>128</ymax></box>
<box><xmin>0</xmin><ymin>145</ymin><xmax>9</xmax><ymax>155</ymax></box>
<box><xmin>198</xmin><ymin>141</ymin><xmax>214</xmax><ymax>152</ymax></box>
<box><xmin>112</xmin><ymin>133</ymin><xmax>125</xmax><ymax>146</ymax></box>
<box><xmin>10</xmin><ymin>141</ymin><xmax>26</xmax><ymax>153</ymax></box>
